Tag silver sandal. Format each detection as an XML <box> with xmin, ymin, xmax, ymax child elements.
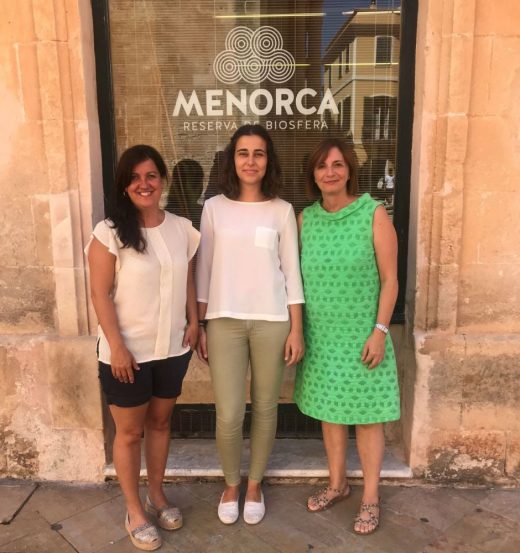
<box><xmin>125</xmin><ymin>512</ymin><xmax>161</xmax><ymax>551</ymax></box>
<box><xmin>145</xmin><ymin>495</ymin><xmax>183</xmax><ymax>531</ymax></box>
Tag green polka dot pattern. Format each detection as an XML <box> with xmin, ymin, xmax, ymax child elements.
<box><xmin>293</xmin><ymin>194</ymin><xmax>400</xmax><ymax>425</ymax></box>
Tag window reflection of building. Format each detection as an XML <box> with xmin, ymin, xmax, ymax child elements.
<box><xmin>108</xmin><ymin>0</ymin><xmax>400</xmax><ymax>214</ymax></box>
<box><xmin>322</xmin><ymin>3</ymin><xmax>400</xmax><ymax>209</ymax></box>
<box><xmin>257</xmin><ymin>0</ymin><xmax>325</xmax><ymax>209</ymax></box>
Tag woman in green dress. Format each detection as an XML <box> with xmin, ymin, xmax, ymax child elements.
<box><xmin>293</xmin><ymin>138</ymin><xmax>400</xmax><ymax>535</ymax></box>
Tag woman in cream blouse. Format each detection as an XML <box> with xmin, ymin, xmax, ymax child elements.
<box><xmin>86</xmin><ymin>145</ymin><xmax>199</xmax><ymax>550</ymax></box>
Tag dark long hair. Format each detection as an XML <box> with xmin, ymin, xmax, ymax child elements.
<box><xmin>219</xmin><ymin>124</ymin><xmax>282</xmax><ymax>199</ymax></box>
<box><xmin>108</xmin><ymin>145</ymin><xmax>167</xmax><ymax>252</ymax></box>
<box><xmin>306</xmin><ymin>138</ymin><xmax>359</xmax><ymax>199</ymax></box>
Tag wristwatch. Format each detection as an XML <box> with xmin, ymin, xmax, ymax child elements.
<box><xmin>375</xmin><ymin>322</ymin><xmax>389</xmax><ymax>335</ymax></box>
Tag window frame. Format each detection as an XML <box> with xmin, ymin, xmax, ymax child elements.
<box><xmin>375</xmin><ymin>34</ymin><xmax>393</xmax><ymax>65</ymax></box>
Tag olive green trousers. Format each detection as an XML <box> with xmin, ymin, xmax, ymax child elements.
<box><xmin>207</xmin><ymin>317</ymin><xmax>290</xmax><ymax>485</ymax></box>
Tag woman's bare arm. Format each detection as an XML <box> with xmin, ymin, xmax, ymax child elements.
<box><xmin>361</xmin><ymin>206</ymin><xmax>398</xmax><ymax>369</ymax></box>
<box><xmin>88</xmin><ymin>237</ymin><xmax>139</xmax><ymax>383</ymax></box>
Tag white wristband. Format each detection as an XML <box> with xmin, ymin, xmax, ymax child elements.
<box><xmin>375</xmin><ymin>323</ymin><xmax>389</xmax><ymax>335</ymax></box>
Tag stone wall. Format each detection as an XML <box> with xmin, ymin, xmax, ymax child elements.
<box><xmin>405</xmin><ymin>0</ymin><xmax>520</xmax><ymax>483</ymax></box>
<box><xmin>0</xmin><ymin>0</ymin><xmax>105</xmax><ymax>481</ymax></box>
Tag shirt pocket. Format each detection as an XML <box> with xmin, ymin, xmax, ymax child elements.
<box><xmin>254</xmin><ymin>226</ymin><xmax>278</xmax><ymax>250</ymax></box>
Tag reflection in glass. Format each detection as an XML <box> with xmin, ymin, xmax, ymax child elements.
<box><xmin>109</xmin><ymin>1</ymin><xmax>401</xmax><ymax>221</ymax></box>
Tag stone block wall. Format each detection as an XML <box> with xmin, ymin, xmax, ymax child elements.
<box><xmin>0</xmin><ymin>0</ymin><xmax>105</xmax><ymax>481</ymax></box>
<box><xmin>405</xmin><ymin>0</ymin><xmax>520</xmax><ymax>484</ymax></box>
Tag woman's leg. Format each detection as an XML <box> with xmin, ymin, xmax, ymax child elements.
<box><xmin>323</xmin><ymin>421</ymin><xmax>349</xmax><ymax>488</ymax></box>
<box><xmin>144</xmin><ymin>352</ymin><xmax>191</xmax><ymax>509</ymax></box>
<box><xmin>354</xmin><ymin>422</ymin><xmax>384</xmax><ymax>533</ymax></box>
<box><xmin>247</xmin><ymin>320</ymin><xmax>290</xmax><ymax>501</ymax></box>
<box><xmin>307</xmin><ymin>422</ymin><xmax>349</xmax><ymax>510</ymax></box>
<box><xmin>109</xmin><ymin>403</ymin><xmax>149</xmax><ymax>530</ymax></box>
<box><xmin>144</xmin><ymin>396</ymin><xmax>177</xmax><ymax>507</ymax></box>
<box><xmin>207</xmin><ymin>318</ymin><xmax>250</xmax><ymax>501</ymax></box>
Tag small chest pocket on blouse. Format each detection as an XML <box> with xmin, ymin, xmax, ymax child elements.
<box><xmin>254</xmin><ymin>226</ymin><xmax>278</xmax><ymax>250</ymax></box>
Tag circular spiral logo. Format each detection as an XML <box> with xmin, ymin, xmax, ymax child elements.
<box><xmin>251</xmin><ymin>27</ymin><xmax>283</xmax><ymax>58</ymax></box>
<box><xmin>213</xmin><ymin>25</ymin><xmax>296</xmax><ymax>85</ymax></box>
<box><xmin>268</xmin><ymin>51</ymin><xmax>297</xmax><ymax>84</ymax></box>
<box><xmin>225</xmin><ymin>26</ymin><xmax>253</xmax><ymax>58</ymax></box>
<box><xmin>241</xmin><ymin>56</ymin><xmax>270</xmax><ymax>83</ymax></box>
<box><xmin>213</xmin><ymin>51</ymin><xmax>242</xmax><ymax>84</ymax></box>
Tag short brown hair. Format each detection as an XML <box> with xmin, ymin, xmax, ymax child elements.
<box><xmin>306</xmin><ymin>138</ymin><xmax>359</xmax><ymax>200</ymax></box>
<box><xmin>219</xmin><ymin>124</ymin><xmax>282</xmax><ymax>199</ymax></box>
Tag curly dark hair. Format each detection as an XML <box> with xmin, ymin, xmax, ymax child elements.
<box><xmin>306</xmin><ymin>138</ymin><xmax>359</xmax><ymax>200</ymax></box>
<box><xmin>219</xmin><ymin>124</ymin><xmax>282</xmax><ymax>199</ymax></box>
<box><xmin>107</xmin><ymin>144</ymin><xmax>167</xmax><ymax>252</ymax></box>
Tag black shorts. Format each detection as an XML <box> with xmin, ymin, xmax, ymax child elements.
<box><xmin>98</xmin><ymin>350</ymin><xmax>192</xmax><ymax>407</ymax></box>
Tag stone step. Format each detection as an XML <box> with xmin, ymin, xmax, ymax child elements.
<box><xmin>104</xmin><ymin>439</ymin><xmax>412</xmax><ymax>479</ymax></box>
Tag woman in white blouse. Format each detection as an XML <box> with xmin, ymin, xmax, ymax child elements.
<box><xmin>196</xmin><ymin>125</ymin><xmax>304</xmax><ymax>525</ymax></box>
<box><xmin>86</xmin><ymin>145</ymin><xmax>199</xmax><ymax>550</ymax></box>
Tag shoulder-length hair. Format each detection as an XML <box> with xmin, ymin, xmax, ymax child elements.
<box><xmin>306</xmin><ymin>138</ymin><xmax>359</xmax><ymax>200</ymax></box>
<box><xmin>107</xmin><ymin>144</ymin><xmax>167</xmax><ymax>252</ymax></box>
<box><xmin>219</xmin><ymin>124</ymin><xmax>282</xmax><ymax>199</ymax></box>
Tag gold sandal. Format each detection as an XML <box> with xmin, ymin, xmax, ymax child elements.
<box><xmin>145</xmin><ymin>495</ymin><xmax>183</xmax><ymax>531</ymax></box>
<box><xmin>125</xmin><ymin>512</ymin><xmax>161</xmax><ymax>551</ymax></box>
<box><xmin>307</xmin><ymin>483</ymin><xmax>351</xmax><ymax>512</ymax></box>
<box><xmin>353</xmin><ymin>501</ymin><xmax>380</xmax><ymax>535</ymax></box>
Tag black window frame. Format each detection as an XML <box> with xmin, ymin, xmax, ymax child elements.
<box><xmin>90</xmin><ymin>0</ymin><xmax>417</xmax><ymax>323</ymax></box>
<box><xmin>344</xmin><ymin>43</ymin><xmax>350</xmax><ymax>73</ymax></box>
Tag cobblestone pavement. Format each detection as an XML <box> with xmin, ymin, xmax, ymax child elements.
<box><xmin>1</xmin><ymin>480</ymin><xmax>519</xmax><ymax>552</ymax></box>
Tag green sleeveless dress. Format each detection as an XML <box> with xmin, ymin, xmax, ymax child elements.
<box><xmin>293</xmin><ymin>194</ymin><xmax>400</xmax><ymax>424</ymax></box>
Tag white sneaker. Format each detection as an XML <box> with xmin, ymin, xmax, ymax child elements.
<box><xmin>243</xmin><ymin>492</ymin><xmax>265</xmax><ymax>525</ymax></box>
<box><xmin>217</xmin><ymin>493</ymin><xmax>239</xmax><ymax>524</ymax></box>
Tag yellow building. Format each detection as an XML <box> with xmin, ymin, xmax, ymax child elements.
<box><xmin>323</xmin><ymin>6</ymin><xmax>400</xmax><ymax>206</ymax></box>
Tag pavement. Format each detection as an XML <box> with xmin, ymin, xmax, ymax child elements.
<box><xmin>1</xmin><ymin>479</ymin><xmax>519</xmax><ymax>553</ymax></box>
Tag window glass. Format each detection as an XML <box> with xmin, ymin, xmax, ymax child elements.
<box><xmin>376</xmin><ymin>35</ymin><xmax>393</xmax><ymax>64</ymax></box>
<box><xmin>109</xmin><ymin>0</ymin><xmax>401</xmax><ymax>227</ymax></box>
